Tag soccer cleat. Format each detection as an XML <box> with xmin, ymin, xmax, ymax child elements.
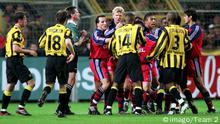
<box><xmin>168</xmin><ymin>108</ymin><xmax>176</xmax><ymax>115</ymax></box>
<box><xmin>180</xmin><ymin>103</ymin><xmax>189</xmax><ymax>114</ymax></box>
<box><xmin>88</xmin><ymin>106</ymin><xmax>101</xmax><ymax>115</ymax></box>
<box><xmin>38</xmin><ymin>91</ymin><xmax>47</xmax><ymax>107</ymax></box>
<box><xmin>57</xmin><ymin>110</ymin><xmax>65</xmax><ymax>118</ymax></box>
<box><xmin>207</xmin><ymin>106</ymin><xmax>216</xmax><ymax>113</ymax></box>
<box><xmin>64</xmin><ymin>105</ymin><xmax>75</xmax><ymax>115</ymax></box>
<box><xmin>104</xmin><ymin>109</ymin><xmax>112</xmax><ymax>115</ymax></box>
<box><xmin>189</xmin><ymin>104</ymin><xmax>198</xmax><ymax>114</ymax></box>
<box><xmin>142</xmin><ymin>105</ymin><xmax>153</xmax><ymax>114</ymax></box>
<box><xmin>16</xmin><ymin>108</ymin><xmax>31</xmax><ymax>116</ymax></box>
<box><xmin>133</xmin><ymin>109</ymin><xmax>142</xmax><ymax>115</ymax></box>
<box><xmin>123</xmin><ymin>100</ymin><xmax>129</xmax><ymax>112</ymax></box>
<box><xmin>0</xmin><ymin>111</ymin><xmax>11</xmax><ymax>116</ymax></box>
<box><xmin>147</xmin><ymin>100</ymin><xmax>155</xmax><ymax>112</ymax></box>
<box><xmin>156</xmin><ymin>108</ymin><xmax>163</xmax><ymax>115</ymax></box>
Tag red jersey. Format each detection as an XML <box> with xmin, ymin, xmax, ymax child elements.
<box><xmin>89</xmin><ymin>29</ymin><xmax>110</xmax><ymax>59</ymax></box>
<box><xmin>186</xmin><ymin>23</ymin><xmax>204</xmax><ymax>59</ymax></box>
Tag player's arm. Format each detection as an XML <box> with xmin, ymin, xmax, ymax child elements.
<box><xmin>137</xmin><ymin>26</ymin><xmax>146</xmax><ymax>46</ymax></box>
<box><xmin>12</xmin><ymin>31</ymin><xmax>37</xmax><ymax>56</ymax></box>
<box><xmin>74</xmin><ymin>30</ymin><xmax>88</xmax><ymax>47</ymax></box>
<box><xmin>147</xmin><ymin>28</ymin><xmax>168</xmax><ymax>60</ymax></box>
<box><xmin>184</xmin><ymin>30</ymin><xmax>192</xmax><ymax>51</ymax></box>
<box><xmin>93</xmin><ymin>31</ymin><xmax>110</xmax><ymax>45</ymax></box>
<box><xmin>38</xmin><ymin>31</ymin><xmax>46</xmax><ymax>48</ymax></box>
<box><xmin>65</xmin><ymin>29</ymin><xmax>75</xmax><ymax>63</ymax></box>
<box><xmin>189</xmin><ymin>25</ymin><xmax>201</xmax><ymax>42</ymax></box>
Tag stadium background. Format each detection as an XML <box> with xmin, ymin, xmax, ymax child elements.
<box><xmin>0</xmin><ymin>0</ymin><xmax>220</xmax><ymax>102</ymax></box>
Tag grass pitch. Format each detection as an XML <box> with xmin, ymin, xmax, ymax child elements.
<box><xmin>0</xmin><ymin>100</ymin><xmax>219</xmax><ymax>124</ymax></box>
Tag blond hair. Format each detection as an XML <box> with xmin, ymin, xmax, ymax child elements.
<box><xmin>112</xmin><ymin>6</ymin><xmax>125</xmax><ymax>14</ymax></box>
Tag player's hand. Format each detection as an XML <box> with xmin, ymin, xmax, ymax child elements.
<box><xmin>80</xmin><ymin>30</ymin><xmax>88</xmax><ymax>37</ymax></box>
<box><xmin>66</xmin><ymin>53</ymin><xmax>75</xmax><ymax>63</ymax></box>
<box><xmin>145</xmin><ymin>56</ymin><xmax>152</xmax><ymax>62</ymax></box>
<box><xmin>116</xmin><ymin>22</ymin><xmax>124</xmax><ymax>29</ymax></box>
<box><xmin>29</xmin><ymin>50</ymin><xmax>38</xmax><ymax>57</ymax></box>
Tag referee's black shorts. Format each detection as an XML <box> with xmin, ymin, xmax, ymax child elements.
<box><xmin>114</xmin><ymin>53</ymin><xmax>143</xmax><ymax>84</ymax></box>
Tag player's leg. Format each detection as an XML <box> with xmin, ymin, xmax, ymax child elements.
<box><xmin>193</xmin><ymin>57</ymin><xmax>215</xmax><ymax>113</ymax></box>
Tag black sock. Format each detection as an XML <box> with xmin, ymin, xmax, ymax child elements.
<box><xmin>169</xmin><ymin>87</ymin><xmax>181</xmax><ymax>101</ymax></box>
<box><xmin>66</xmin><ymin>84</ymin><xmax>73</xmax><ymax>103</ymax></box>
<box><xmin>1</xmin><ymin>93</ymin><xmax>11</xmax><ymax>109</ymax></box>
<box><xmin>104</xmin><ymin>87</ymin><xmax>111</xmax><ymax>109</ymax></box>
<box><xmin>107</xmin><ymin>88</ymin><xmax>117</xmax><ymax>107</ymax></box>
<box><xmin>156</xmin><ymin>92</ymin><xmax>164</xmax><ymax>110</ymax></box>
<box><xmin>59</xmin><ymin>93</ymin><xmax>67</xmax><ymax>112</ymax></box>
<box><xmin>117</xmin><ymin>88</ymin><xmax>124</xmax><ymax>111</ymax></box>
<box><xmin>20</xmin><ymin>89</ymin><xmax>31</xmax><ymax>106</ymax></box>
<box><xmin>183</xmin><ymin>89</ymin><xmax>193</xmax><ymax>104</ymax></box>
<box><xmin>91</xmin><ymin>87</ymin><xmax>104</xmax><ymax>106</ymax></box>
<box><xmin>164</xmin><ymin>94</ymin><xmax>170</xmax><ymax>111</ymax></box>
<box><xmin>124</xmin><ymin>88</ymin><xmax>130</xmax><ymax>100</ymax></box>
<box><xmin>40</xmin><ymin>86</ymin><xmax>52</xmax><ymax>100</ymax></box>
<box><xmin>134</xmin><ymin>88</ymin><xmax>142</xmax><ymax>108</ymax></box>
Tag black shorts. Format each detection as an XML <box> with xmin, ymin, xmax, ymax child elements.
<box><xmin>46</xmin><ymin>56</ymin><xmax>67</xmax><ymax>85</ymax></box>
<box><xmin>114</xmin><ymin>53</ymin><xmax>143</xmax><ymax>84</ymax></box>
<box><xmin>6</xmin><ymin>57</ymin><xmax>33</xmax><ymax>83</ymax></box>
<box><xmin>159</xmin><ymin>68</ymin><xmax>183</xmax><ymax>84</ymax></box>
<box><xmin>67</xmin><ymin>52</ymin><xmax>78</xmax><ymax>73</ymax></box>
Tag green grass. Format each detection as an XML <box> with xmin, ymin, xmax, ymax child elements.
<box><xmin>0</xmin><ymin>100</ymin><xmax>219</xmax><ymax>124</ymax></box>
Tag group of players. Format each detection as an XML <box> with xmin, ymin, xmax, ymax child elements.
<box><xmin>0</xmin><ymin>5</ymin><xmax>216</xmax><ymax>118</ymax></box>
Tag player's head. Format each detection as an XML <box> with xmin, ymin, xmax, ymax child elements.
<box><xmin>56</xmin><ymin>10</ymin><xmax>67</xmax><ymax>24</ymax></box>
<box><xmin>65</xmin><ymin>6</ymin><xmax>80</xmax><ymax>21</ymax></box>
<box><xmin>166</xmin><ymin>12</ymin><xmax>181</xmax><ymax>25</ymax></box>
<box><xmin>144</xmin><ymin>12</ymin><xmax>156</xmax><ymax>29</ymax></box>
<box><xmin>133</xmin><ymin>16</ymin><xmax>144</xmax><ymax>29</ymax></box>
<box><xmin>160</xmin><ymin>17</ymin><xmax>168</xmax><ymax>27</ymax></box>
<box><xmin>15</xmin><ymin>11</ymin><xmax>27</xmax><ymax>27</ymax></box>
<box><xmin>184</xmin><ymin>9</ymin><xmax>197</xmax><ymax>24</ymax></box>
<box><xmin>112</xmin><ymin>6</ymin><xmax>125</xmax><ymax>24</ymax></box>
<box><xmin>124</xmin><ymin>13</ymin><xmax>135</xmax><ymax>24</ymax></box>
<box><xmin>96</xmin><ymin>15</ymin><xmax>107</xmax><ymax>31</ymax></box>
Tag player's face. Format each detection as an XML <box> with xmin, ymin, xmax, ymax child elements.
<box><xmin>73</xmin><ymin>9</ymin><xmax>80</xmax><ymax>21</ymax></box>
<box><xmin>20</xmin><ymin>16</ymin><xmax>27</xmax><ymax>27</ymax></box>
<box><xmin>144</xmin><ymin>16</ymin><xmax>156</xmax><ymax>29</ymax></box>
<box><xmin>113</xmin><ymin>12</ymin><xmax>123</xmax><ymax>24</ymax></box>
<box><xmin>161</xmin><ymin>19</ymin><xmax>168</xmax><ymax>26</ymax></box>
<box><xmin>184</xmin><ymin>14</ymin><xmax>190</xmax><ymax>24</ymax></box>
<box><xmin>97</xmin><ymin>17</ymin><xmax>107</xmax><ymax>30</ymax></box>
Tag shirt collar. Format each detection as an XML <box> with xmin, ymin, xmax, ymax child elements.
<box><xmin>67</xmin><ymin>19</ymin><xmax>77</xmax><ymax>26</ymax></box>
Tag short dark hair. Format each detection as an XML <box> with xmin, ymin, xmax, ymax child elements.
<box><xmin>95</xmin><ymin>15</ymin><xmax>105</xmax><ymax>24</ymax></box>
<box><xmin>144</xmin><ymin>12</ymin><xmax>154</xmax><ymax>21</ymax></box>
<box><xmin>166</xmin><ymin>12</ymin><xmax>181</xmax><ymax>25</ymax></box>
<box><xmin>15</xmin><ymin>11</ymin><xmax>26</xmax><ymax>23</ymax></box>
<box><xmin>125</xmin><ymin>13</ymin><xmax>135</xmax><ymax>24</ymax></box>
<box><xmin>65</xmin><ymin>6</ymin><xmax>77</xmax><ymax>19</ymax></box>
<box><xmin>56</xmin><ymin>10</ymin><xmax>67</xmax><ymax>24</ymax></box>
<box><xmin>184</xmin><ymin>9</ymin><xmax>197</xmax><ymax>22</ymax></box>
<box><xmin>133</xmin><ymin>16</ymin><xmax>144</xmax><ymax>28</ymax></box>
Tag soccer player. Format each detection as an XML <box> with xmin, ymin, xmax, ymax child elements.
<box><xmin>38</xmin><ymin>10</ymin><xmax>75</xmax><ymax>118</ymax></box>
<box><xmin>183</xmin><ymin>9</ymin><xmax>215</xmax><ymax>113</ymax></box>
<box><xmin>88</xmin><ymin>15</ymin><xmax>111</xmax><ymax>115</ymax></box>
<box><xmin>0</xmin><ymin>11</ymin><xmax>37</xmax><ymax>116</ymax></box>
<box><xmin>54</xmin><ymin>6</ymin><xmax>88</xmax><ymax>115</ymax></box>
<box><xmin>105</xmin><ymin>6</ymin><xmax>126</xmax><ymax>113</ymax></box>
<box><xmin>104</xmin><ymin>18</ymin><xmax>146</xmax><ymax>115</ymax></box>
<box><xmin>146</xmin><ymin>12</ymin><xmax>192</xmax><ymax>114</ymax></box>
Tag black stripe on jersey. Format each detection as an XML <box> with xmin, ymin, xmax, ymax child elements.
<box><xmin>167</xmin><ymin>54</ymin><xmax>170</xmax><ymax>68</ymax></box>
<box><xmin>138</xmin><ymin>26</ymin><xmax>145</xmax><ymax>45</ymax></box>
<box><xmin>154</xmin><ymin>29</ymin><xmax>168</xmax><ymax>55</ymax></box>
<box><xmin>174</xmin><ymin>54</ymin><xmax>177</xmax><ymax>68</ymax></box>
<box><xmin>179</xmin><ymin>55</ymin><xmax>182</xmax><ymax>69</ymax></box>
<box><xmin>12</xmin><ymin>31</ymin><xmax>22</xmax><ymax>42</ymax></box>
<box><xmin>134</xmin><ymin>27</ymin><xmax>141</xmax><ymax>51</ymax></box>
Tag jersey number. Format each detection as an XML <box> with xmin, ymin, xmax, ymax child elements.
<box><xmin>172</xmin><ymin>35</ymin><xmax>179</xmax><ymax>50</ymax></box>
<box><xmin>118</xmin><ymin>34</ymin><xmax>131</xmax><ymax>48</ymax></box>
<box><xmin>48</xmin><ymin>35</ymin><xmax>61</xmax><ymax>50</ymax></box>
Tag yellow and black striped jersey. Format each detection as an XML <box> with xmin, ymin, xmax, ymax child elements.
<box><xmin>149</xmin><ymin>25</ymin><xmax>192</xmax><ymax>69</ymax></box>
<box><xmin>110</xmin><ymin>24</ymin><xmax>146</xmax><ymax>56</ymax></box>
<box><xmin>39</xmin><ymin>24</ymin><xmax>72</xmax><ymax>56</ymax></box>
<box><xmin>5</xmin><ymin>25</ymin><xmax>25</xmax><ymax>58</ymax></box>
<box><xmin>108</xmin><ymin>35</ymin><xmax>118</xmax><ymax>58</ymax></box>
